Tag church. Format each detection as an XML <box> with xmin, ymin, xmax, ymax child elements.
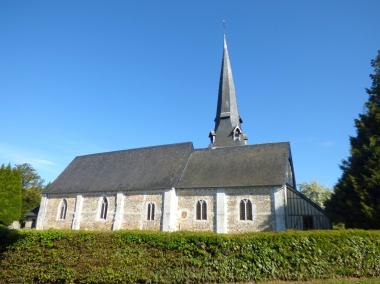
<box><xmin>36</xmin><ymin>36</ymin><xmax>330</xmax><ymax>233</ymax></box>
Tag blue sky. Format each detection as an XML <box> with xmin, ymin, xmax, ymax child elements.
<box><xmin>0</xmin><ymin>1</ymin><xmax>379</xmax><ymax>188</ymax></box>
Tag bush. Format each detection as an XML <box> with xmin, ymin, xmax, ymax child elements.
<box><xmin>0</xmin><ymin>164</ymin><xmax>22</xmax><ymax>226</ymax></box>
<box><xmin>0</xmin><ymin>228</ymin><xmax>379</xmax><ymax>283</ymax></box>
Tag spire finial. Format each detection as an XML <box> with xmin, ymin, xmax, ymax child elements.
<box><xmin>222</xmin><ymin>20</ymin><xmax>228</xmax><ymax>48</ymax></box>
<box><xmin>222</xmin><ymin>19</ymin><xmax>227</xmax><ymax>45</ymax></box>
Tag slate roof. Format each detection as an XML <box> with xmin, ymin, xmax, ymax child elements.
<box><xmin>212</xmin><ymin>35</ymin><xmax>246</xmax><ymax>147</ymax></box>
<box><xmin>24</xmin><ymin>206</ymin><xmax>40</xmax><ymax>218</ymax></box>
<box><xmin>45</xmin><ymin>142</ymin><xmax>194</xmax><ymax>194</ymax></box>
<box><xmin>177</xmin><ymin>142</ymin><xmax>291</xmax><ymax>188</ymax></box>
<box><xmin>46</xmin><ymin>142</ymin><xmax>292</xmax><ymax>194</ymax></box>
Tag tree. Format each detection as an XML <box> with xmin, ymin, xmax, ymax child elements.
<box><xmin>15</xmin><ymin>163</ymin><xmax>44</xmax><ymax>189</ymax></box>
<box><xmin>0</xmin><ymin>164</ymin><xmax>22</xmax><ymax>226</ymax></box>
<box><xmin>325</xmin><ymin>51</ymin><xmax>380</xmax><ymax>229</ymax></box>
<box><xmin>298</xmin><ymin>181</ymin><xmax>332</xmax><ymax>208</ymax></box>
<box><xmin>15</xmin><ymin>163</ymin><xmax>44</xmax><ymax>216</ymax></box>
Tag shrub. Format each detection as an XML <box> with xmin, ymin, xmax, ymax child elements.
<box><xmin>0</xmin><ymin>164</ymin><xmax>22</xmax><ymax>226</ymax></box>
<box><xmin>0</xmin><ymin>228</ymin><xmax>379</xmax><ymax>283</ymax></box>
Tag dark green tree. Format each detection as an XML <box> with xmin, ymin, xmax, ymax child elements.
<box><xmin>326</xmin><ymin>51</ymin><xmax>380</xmax><ymax>229</ymax></box>
<box><xmin>15</xmin><ymin>163</ymin><xmax>44</xmax><ymax>216</ymax></box>
<box><xmin>0</xmin><ymin>164</ymin><xmax>22</xmax><ymax>226</ymax></box>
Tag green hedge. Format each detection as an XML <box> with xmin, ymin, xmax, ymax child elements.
<box><xmin>0</xmin><ymin>165</ymin><xmax>22</xmax><ymax>226</ymax></box>
<box><xmin>0</xmin><ymin>228</ymin><xmax>379</xmax><ymax>283</ymax></box>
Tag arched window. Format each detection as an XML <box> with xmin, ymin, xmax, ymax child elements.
<box><xmin>100</xmin><ymin>197</ymin><xmax>108</xmax><ymax>220</ymax></box>
<box><xmin>240</xmin><ymin>199</ymin><xmax>253</xmax><ymax>221</ymax></box>
<box><xmin>59</xmin><ymin>199</ymin><xmax>67</xmax><ymax>220</ymax></box>
<box><xmin>196</xmin><ymin>200</ymin><xmax>207</xmax><ymax>220</ymax></box>
<box><xmin>233</xmin><ymin>127</ymin><xmax>241</xmax><ymax>141</ymax></box>
<box><xmin>147</xmin><ymin>202</ymin><xmax>155</xmax><ymax>220</ymax></box>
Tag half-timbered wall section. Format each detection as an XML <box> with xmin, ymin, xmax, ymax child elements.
<box><xmin>285</xmin><ymin>187</ymin><xmax>331</xmax><ymax>230</ymax></box>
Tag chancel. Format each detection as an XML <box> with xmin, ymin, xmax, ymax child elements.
<box><xmin>36</xmin><ymin>36</ymin><xmax>330</xmax><ymax>232</ymax></box>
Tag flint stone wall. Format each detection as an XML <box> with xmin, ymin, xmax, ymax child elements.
<box><xmin>43</xmin><ymin>195</ymin><xmax>76</xmax><ymax>230</ymax></box>
<box><xmin>176</xmin><ymin>187</ymin><xmax>274</xmax><ymax>233</ymax></box>
<box><xmin>80</xmin><ymin>194</ymin><xmax>116</xmax><ymax>230</ymax></box>
<box><xmin>225</xmin><ymin>187</ymin><xmax>274</xmax><ymax>233</ymax></box>
<box><xmin>121</xmin><ymin>192</ymin><xmax>163</xmax><ymax>231</ymax></box>
<box><xmin>40</xmin><ymin>187</ymin><xmax>275</xmax><ymax>233</ymax></box>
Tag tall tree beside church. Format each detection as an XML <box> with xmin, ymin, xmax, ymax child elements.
<box><xmin>0</xmin><ymin>164</ymin><xmax>22</xmax><ymax>225</ymax></box>
<box><xmin>299</xmin><ymin>181</ymin><xmax>332</xmax><ymax>208</ymax></box>
<box><xmin>326</xmin><ymin>51</ymin><xmax>380</xmax><ymax>228</ymax></box>
<box><xmin>15</xmin><ymin>163</ymin><xmax>44</xmax><ymax>216</ymax></box>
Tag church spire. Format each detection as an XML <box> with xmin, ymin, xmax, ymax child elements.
<box><xmin>209</xmin><ymin>35</ymin><xmax>248</xmax><ymax>147</ymax></box>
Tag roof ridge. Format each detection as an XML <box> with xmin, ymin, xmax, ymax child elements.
<box><xmin>193</xmin><ymin>141</ymin><xmax>290</xmax><ymax>152</ymax></box>
<box><xmin>75</xmin><ymin>142</ymin><xmax>194</xmax><ymax>159</ymax></box>
<box><xmin>174</xmin><ymin>149</ymin><xmax>195</xmax><ymax>187</ymax></box>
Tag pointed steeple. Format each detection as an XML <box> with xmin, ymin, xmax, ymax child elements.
<box><xmin>209</xmin><ymin>35</ymin><xmax>248</xmax><ymax>147</ymax></box>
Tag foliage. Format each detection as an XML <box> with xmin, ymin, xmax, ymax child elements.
<box><xmin>0</xmin><ymin>165</ymin><xmax>22</xmax><ymax>226</ymax></box>
<box><xmin>299</xmin><ymin>181</ymin><xmax>332</xmax><ymax>208</ymax></box>
<box><xmin>326</xmin><ymin>51</ymin><xmax>380</xmax><ymax>229</ymax></box>
<box><xmin>22</xmin><ymin>187</ymin><xmax>42</xmax><ymax>216</ymax></box>
<box><xmin>0</xmin><ymin>228</ymin><xmax>379</xmax><ymax>283</ymax></box>
<box><xmin>15</xmin><ymin>163</ymin><xmax>44</xmax><ymax>216</ymax></box>
<box><xmin>15</xmin><ymin>163</ymin><xmax>44</xmax><ymax>189</ymax></box>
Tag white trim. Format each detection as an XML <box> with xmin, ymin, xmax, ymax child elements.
<box><xmin>216</xmin><ymin>189</ymin><xmax>227</xmax><ymax>233</ymax></box>
<box><xmin>139</xmin><ymin>194</ymin><xmax>147</xmax><ymax>229</ymax></box>
<box><xmin>36</xmin><ymin>195</ymin><xmax>48</xmax><ymax>230</ymax></box>
<box><xmin>284</xmin><ymin>184</ymin><xmax>288</xmax><ymax>229</ymax></box>
<box><xmin>273</xmin><ymin>186</ymin><xmax>286</xmax><ymax>231</ymax></box>
<box><xmin>72</xmin><ymin>195</ymin><xmax>83</xmax><ymax>230</ymax></box>
<box><xmin>112</xmin><ymin>193</ymin><xmax>124</xmax><ymax>231</ymax></box>
<box><xmin>162</xmin><ymin>188</ymin><xmax>177</xmax><ymax>232</ymax></box>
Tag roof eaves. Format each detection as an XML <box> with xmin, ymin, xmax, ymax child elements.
<box><xmin>45</xmin><ymin>186</ymin><xmax>173</xmax><ymax>196</ymax></box>
<box><xmin>176</xmin><ymin>184</ymin><xmax>284</xmax><ymax>190</ymax></box>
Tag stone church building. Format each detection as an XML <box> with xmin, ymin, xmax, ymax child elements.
<box><xmin>36</xmin><ymin>37</ymin><xmax>330</xmax><ymax>233</ymax></box>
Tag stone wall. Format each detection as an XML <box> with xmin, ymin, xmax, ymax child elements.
<box><xmin>43</xmin><ymin>195</ymin><xmax>76</xmax><ymax>230</ymax></box>
<box><xmin>177</xmin><ymin>189</ymin><xmax>216</xmax><ymax>231</ymax></box>
<box><xmin>176</xmin><ymin>187</ymin><xmax>274</xmax><ymax>233</ymax></box>
<box><xmin>39</xmin><ymin>187</ymin><xmax>275</xmax><ymax>233</ymax></box>
<box><xmin>80</xmin><ymin>194</ymin><xmax>116</xmax><ymax>230</ymax></box>
<box><xmin>121</xmin><ymin>192</ymin><xmax>163</xmax><ymax>231</ymax></box>
<box><xmin>225</xmin><ymin>187</ymin><xmax>274</xmax><ymax>233</ymax></box>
